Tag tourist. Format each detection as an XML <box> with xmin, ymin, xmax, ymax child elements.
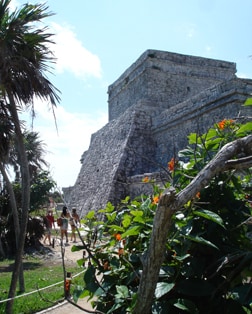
<box><xmin>60</xmin><ymin>206</ymin><xmax>70</xmax><ymax>244</ymax></box>
<box><xmin>70</xmin><ymin>208</ymin><xmax>80</xmax><ymax>243</ymax></box>
<box><xmin>43</xmin><ymin>210</ymin><xmax>55</xmax><ymax>246</ymax></box>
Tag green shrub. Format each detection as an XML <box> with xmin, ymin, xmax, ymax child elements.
<box><xmin>73</xmin><ymin>119</ymin><xmax>252</xmax><ymax>313</ymax></box>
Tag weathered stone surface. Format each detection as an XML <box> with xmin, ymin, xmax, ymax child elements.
<box><xmin>65</xmin><ymin>50</ymin><xmax>252</xmax><ymax>217</ymax></box>
<box><xmin>108</xmin><ymin>49</ymin><xmax>236</xmax><ymax>121</ymax></box>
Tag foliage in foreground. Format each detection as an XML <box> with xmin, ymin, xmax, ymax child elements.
<box><xmin>72</xmin><ymin>119</ymin><xmax>252</xmax><ymax>313</ymax></box>
<box><xmin>0</xmin><ymin>170</ymin><xmax>56</xmax><ymax>257</ymax></box>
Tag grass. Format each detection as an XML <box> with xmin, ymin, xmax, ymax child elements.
<box><xmin>0</xmin><ymin>257</ymin><xmax>84</xmax><ymax>314</ymax></box>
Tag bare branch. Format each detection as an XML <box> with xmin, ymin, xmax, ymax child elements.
<box><xmin>225</xmin><ymin>155</ymin><xmax>252</xmax><ymax>169</ymax></box>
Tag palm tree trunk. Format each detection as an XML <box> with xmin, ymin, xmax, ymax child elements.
<box><xmin>6</xmin><ymin>93</ymin><xmax>30</xmax><ymax>314</ymax></box>
<box><xmin>0</xmin><ymin>162</ymin><xmax>25</xmax><ymax>291</ymax></box>
<box><xmin>0</xmin><ymin>235</ymin><xmax>5</xmax><ymax>258</ymax></box>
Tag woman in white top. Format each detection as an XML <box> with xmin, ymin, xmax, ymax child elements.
<box><xmin>60</xmin><ymin>206</ymin><xmax>70</xmax><ymax>243</ymax></box>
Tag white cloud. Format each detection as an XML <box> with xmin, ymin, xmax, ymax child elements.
<box><xmin>23</xmin><ymin>101</ymin><xmax>108</xmax><ymax>189</ymax></box>
<box><xmin>50</xmin><ymin>22</ymin><xmax>102</xmax><ymax>79</ymax></box>
<box><xmin>12</xmin><ymin>3</ymin><xmax>102</xmax><ymax>80</ymax></box>
<box><xmin>8</xmin><ymin>7</ymin><xmax>105</xmax><ymax>189</ymax></box>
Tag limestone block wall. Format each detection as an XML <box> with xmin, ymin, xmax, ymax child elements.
<box><xmin>67</xmin><ymin>50</ymin><xmax>252</xmax><ymax>216</ymax></box>
<box><xmin>69</xmin><ymin>104</ymin><xmax>156</xmax><ymax>217</ymax></box>
<box><xmin>152</xmin><ymin>78</ymin><xmax>252</xmax><ymax>167</ymax></box>
<box><xmin>108</xmin><ymin>49</ymin><xmax>236</xmax><ymax>121</ymax></box>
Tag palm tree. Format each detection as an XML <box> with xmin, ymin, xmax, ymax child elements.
<box><xmin>9</xmin><ymin>130</ymin><xmax>49</xmax><ymax>183</ymax></box>
<box><xmin>0</xmin><ymin>98</ymin><xmax>20</xmax><ymax>260</ymax></box>
<box><xmin>25</xmin><ymin>130</ymin><xmax>49</xmax><ymax>180</ymax></box>
<box><xmin>0</xmin><ymin>97</ymin><xmax>23</xmax><ymax>287</ymax></box>
<box><xmin>0</xmin><ymin>105</ymin><xmax>49</xmax><ymax>258</ymax></box>
<box><xmin>0</xmin><ymin>1</ymin><xmax>60</xmax><ymax>312</ymax></box>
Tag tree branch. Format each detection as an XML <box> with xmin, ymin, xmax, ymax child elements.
<box><xmin>225</xmin><ymin>155</ymin><xmax>252</xmax><ymax>169</ymax></box>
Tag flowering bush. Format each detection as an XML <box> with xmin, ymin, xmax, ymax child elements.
<box><xmin>72</xmin><ymin>118</ymin><xmax>252</xmax><ymax>313</ymax></box>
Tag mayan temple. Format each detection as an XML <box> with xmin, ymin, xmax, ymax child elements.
<box><xmin>64</xmin><ymin>49</ymin><xmax>252</xmax><ymax>217</ymax></box>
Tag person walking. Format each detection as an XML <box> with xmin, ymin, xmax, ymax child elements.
<box><xmin>43</xmin><ymin>210</ymin><xmax>55</xmax><ymax>246</ymax></box>
<box><xmin>60</xmin><ymin>206</ymin><xmax>70</xmax><ymax>244</ymax></box>
<box><xmin>70</xmin><ymin>208</ymin><xmax>80</xmax><ymax>243</ymax></box>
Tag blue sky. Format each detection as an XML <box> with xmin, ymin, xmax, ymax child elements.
<box><xmin>13</xmin><ymin>0</ymin><xmax>252</xmax><ymax>189</ymax></box>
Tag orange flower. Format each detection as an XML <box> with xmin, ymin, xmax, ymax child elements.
<box><xmin>103</xmin><ymin>260</ymin><xmax>110</xmax><ymax>270</ymax></box>
<box><xmin>142</xmin><ymin>176</ymin><xmax>149</xmax><ymax>183</ymax></box>
<box><xmin>152</xmin><ymin>195</ymin><xmax>159</xmax><ymax>205</ymax></box>
<box><xmin>218</xmin><ymin>120</ymin><xmax>225</xmax><ymax>130</ymax></box>
<box><xmin>118</xmin><ymin>248</ymin><xmax>124</xmax><ymax>257</ymax></box>
<box><xmin>115</xmin><ymin>233</ymin><xmax>121</xmax><ymax>241</ymax></box>
<box><xmin>168</xmin><ymin>158</ymin><xmax>175</xmax><ymax>172</ymax></box>
<box><xmin>217</xmin><ymin>119</ymin><xmax>234</xmax><ymax>130</ymax></box>
<box><xmin>195</xmin><ymin>192</ymin><xmax>200</xmax><ymax>199</ymax></box>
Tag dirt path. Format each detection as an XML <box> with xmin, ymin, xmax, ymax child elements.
<box><xmin>36</xmin><ymin>298</ymin><xmax>94</xmax><ymax>314</ymax></box>
<box><xmin>36</xmin><ymin>234</ymin><xmax>96</xmax><ymax>313</ymax></box>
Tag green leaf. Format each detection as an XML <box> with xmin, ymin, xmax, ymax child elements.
<box><xmin>108</xmin><ymin>225</ymin><xmax>125</xmax><ymax>232</ymax></box>
<box><xmin>178</xmin><ymin>148</ymin><xmax>194</xmax><ymax>157</ymax></box>
<box><xmin>205</xmin><ymin>128</ymin><xmax>218</xmax><ymax>140</ymax></box>
<box><xmin>73</xmin><ymin>286</ymin><xmax>89</xmax><ymax>303</ymax></box>
<box><xmin>121</xmin><ymin>196</ymin><xmax>131</xmax><ymax>204</ymax></box>
<box><xmin>236</xmin><ymin>122</ymin><xmax>252</xmax><ymax>136</ymax></box>
<box><xmin>84</xmin><ymin>266</ymin><xmax>99</xmax><ymax>293</ymax></box>
<box><xmin>244</xmin><ymin>98</ymin><xmax>252</xmax><ymax>106</ymax></box>
<box><xmin>204</xmin><ymin>137</ymin><xmax>222</xmax><ymax>150</ymax></box>
<box><xmin>84</xmin><ymin>265</ymin><xmax>95</xmax><ymax>284</ymax></box>
<box><xmin>130</xmin><ymin>210</ymin><xmax>143</xmax><ymax>217</ymax></box>
<box><xmin>85</xmin><ymin>210</ymin><xmax>95</xmax><ymax>219</ymax></box>
<box><xmin>141</xmin><ymin>197</ymin><xmax>152</xmax><ymax>211</ymax></box>
<box><xmin>76</xmin><ymin>258</ymin><xmax>84</xmax><ymax>267</ymax></box>
<box><xmin>193</xmin><ymin>209</ymin><xmax>225</xmax><ymax>228</ymax></box>
<box><xmin>122</xmin><ymin>215</ymin><xmax>131</xmax><ymax>228</ymax></box>
<box><xmin>107</xmin><ymin>303</ymin><xmax>124</xmax><ymax>314</ymax></box>
<box><xmin>133</xmin><ymin>215</ymin><xmax>145</xmax><ymax>223</ymax></box>
<box><xmin>115</xmin><ymin>285</ymin><xmax>129</xmax><ymax>299</ymax></box>
<box><xmin>184</xmin><ymin>235</ymin><xmax>219</xmax><ymax>250</ymax></box>
<box><xmin>71</xmin><ymin>245</ymin><xmax>85</xmax><ymax>252</ymax></box>
<box><xmin>106</xmin><ymin>211</ymin><xmax>117</xmax><ymax>222</ymax></box>
<box><xmin>172</xmin><ymin>298</ymin><xmax>199</xmax><ymax>313</ymax></box>
<box><xmin>174</xmin><ymin>253</ymin><xmax>191</xmax><ymax>261</ymax></box>
<box><xmin>155</xmin><ymin>282</ymin><xmax>175</xmax><ymax>299</ymax></box>
<box><xmin>99</xmin><ymin>202</ymin><xmax>115</xmax><ymax>213</ymax></box>
<box><xmin>121</xmin><ymin>226</ymin><xmax>140</xmax><ymax>238</ymax></box>
<box><xmin>187</xmin><ymin>133</ymin><xmax>198</xmax><ymax>144</ymax></box>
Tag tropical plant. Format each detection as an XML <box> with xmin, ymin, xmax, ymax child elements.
<box><xmin>9</xmin><ymin>130</ymin><xmax>49</xmax><ymax>183</ymax></box>
<box><xmin>12</xmin><ymin>170</ymin><xmax>56</xmax><ymax>212</ymax></box>
<box><xmin>0</xmin><ymin>170</ymin><xmax>55</xmax><ymax>256</ymax></box>
<box><xmin>72</xmin><ymin>118</ymin><xmax>252</xmax><ymax>313</ymax></box>
<box><xmin>0</xmin><ymin>1</ymin><xmax>60</xmax><ymax>312</ymax></box>
<box><xmin>0</xmin><ymin>129</ymin><xmax>51</xmax><ymax>264</ymax></box>
<box><xmin>0</xmin><ymin>97</ymin><xmax>24</xmax><ymax>290</ymax></box>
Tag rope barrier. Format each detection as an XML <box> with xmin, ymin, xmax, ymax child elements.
<box><xmin>0</xmin><ymin>269</ymin><xmax>85</xmax><ymax>304</ymax></box>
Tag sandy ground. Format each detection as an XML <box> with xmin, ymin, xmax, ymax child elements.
<box><xmin>36</xmin><ymin>298</ymin><xmax>95</xmax><ymax>314</ymax></box>
<box><xmin>36</xmin><ymin>231</ymin><xmax>96</xmax><ymax>313</ymax></box>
